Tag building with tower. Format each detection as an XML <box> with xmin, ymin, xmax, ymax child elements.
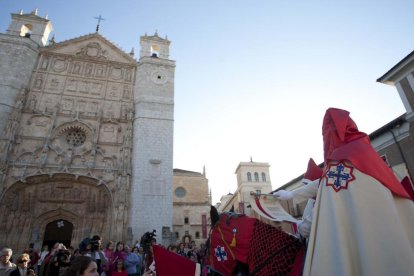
<box><xmin>217</xmin><ymin>160</ymin><xmax>272</xmax><ymax>215</ymax></box>
<box><xmin>0</xmin><ymin>9</ymin><xmax>175</xmax><ymax>251</ymax></box>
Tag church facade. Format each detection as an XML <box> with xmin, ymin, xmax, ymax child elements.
<box><xmin>0</xmin><ymin>10</ymin><xmax>175</xmax><ymax>251</ymax></box>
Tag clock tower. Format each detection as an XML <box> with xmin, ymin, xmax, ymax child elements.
<box><xmin>131</xmin><ymin>32</ymin><xmax>175</xmax><ymax>244</ymax></box>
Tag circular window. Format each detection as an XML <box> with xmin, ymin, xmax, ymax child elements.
<box><xmin>175</xmin><ymin>187</ymin><xmax>186</xmax><ymax>198</ymax></box>
<box><xmin>66</xmin><ymin>128</ymin><xmax>86</xmax><ymax>147</ymax></box>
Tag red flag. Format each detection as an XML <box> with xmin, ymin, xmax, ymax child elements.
<box><xmin>152</xmin><ymin>245</ymin><xmax>200</xmax><ymax>276</ymax></box>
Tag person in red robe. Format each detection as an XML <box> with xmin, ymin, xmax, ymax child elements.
<box><xmin>303</xmin><ymin>108</ymin><xmax>414</xmax><ymax>275</ymax></box>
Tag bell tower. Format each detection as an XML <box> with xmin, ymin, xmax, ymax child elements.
<box><xmin>0</xmin><ymin>9</ymin><xmax>52</xmax><ymax>172</ymax></box>
<box><xmin>7</xmin><ymin>9</ymin><xmax>53</xmax><ymax>46</ymax></box>
<box><xmin>131</xmin><ymin>32</ymin><xmax>176</xmax><ymax>244</ymax></box>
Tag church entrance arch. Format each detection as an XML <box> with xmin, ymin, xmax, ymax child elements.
<box><xmin>0</xmin><ymin>173</ymin><xmax>114</xmax><ymax>252</ymax></box>
<box><xmin>43</xmin><ymin>219</ymin><xmax>73</xmax><ymax>249</ymax></box>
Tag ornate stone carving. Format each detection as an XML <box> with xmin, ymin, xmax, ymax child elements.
<box><xmin>75</xmin><ymin>42</ymin><xmax>108</xmax><ymax>60</ymax></box>
<box><xmin>99</xmin><ymin>122</ymin><xmax>119</xmax><ymax>143</ymax></box>
<box><xmin>61</xmin><ymin>98</ymin><xmax>74</xmax><ymax>114</ymax></box>
<box><xmin>122</xmin><ymin>85</ymin><xmax>131</xmax><ymax>99</ymax></box>
<box><xmin>33</xmin><ymin>74</ymin><xmax>44</xmax><ymax>90</ymax></box>
<box><xmin>0</xmin><ymin>174</ymin><xmax>113</xmax><ymax>252</ymax></box>
<box><xmin>95</xmin><ymin>65</ymin><xmax>107</xmax><ymax>78</ymax></box>
<box><xmin>52</xmin><ymin>57</ymin><xmax>68</xmax><ymax>73</ymax></box>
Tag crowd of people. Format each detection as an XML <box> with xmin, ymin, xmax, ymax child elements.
<box><xmin>0</xmin><ymin>236</ymin><xmax>207</xmax><ymax>276</ymax></box>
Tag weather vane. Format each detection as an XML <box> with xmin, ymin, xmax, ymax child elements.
<box><xmin>94</xmin><ymin>15</ymin><xmax>105</xmax><ymax>33</ymax></box>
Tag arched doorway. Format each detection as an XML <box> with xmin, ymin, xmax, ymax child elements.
<box><xmin>43</xmin><ymin>219</ymin><xmax>73</xmax><ymax>249</ymax></box>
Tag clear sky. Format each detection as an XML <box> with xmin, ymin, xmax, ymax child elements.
<box><xmin>1</xmin><ymin>0</ymin><xmax>413</xmax><ymax>204</ymax></box>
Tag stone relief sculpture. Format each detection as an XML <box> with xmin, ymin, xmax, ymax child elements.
<box><xmin>34</xmin><ymin>74</ymin><xmax>44</xmax><ymax>90</ymax></box>
<box><xmin>122</xmin><ymin>85</ymin><xmax>131</xmax><ymax>99</ymax></box>
<box><xmin>75</xmin><ymin>42</ymin><xmax>108</xmax><ymax>60</ymax></box>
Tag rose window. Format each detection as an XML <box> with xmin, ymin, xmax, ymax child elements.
<box><xmin>66</xmin><ymin>128</ymin><xmax>86</xmax><ymax>147</ymax></box>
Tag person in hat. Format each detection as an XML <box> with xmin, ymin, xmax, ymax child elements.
<box><xmin>303</xmin><ymin>108</ymin><xmax>414</xmax><ymax>275</ymax></box>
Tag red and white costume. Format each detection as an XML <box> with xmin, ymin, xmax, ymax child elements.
<box><xmin>303</xmin><ymin>108</ymin><xmax>414</xmax><ymax>276</ymax></box>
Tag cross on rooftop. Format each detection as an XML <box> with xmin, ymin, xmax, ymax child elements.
<box><xmin>94</xmin><ymin>15</ymin><xmax>105</xmax><ymax>32</ymax></box>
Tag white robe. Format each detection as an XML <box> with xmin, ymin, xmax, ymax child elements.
<box><xmin>303</xmin><ymin>164</ymin><xmax>414</xmax><ymax>276</ymax></box>
<box><xmin>291</xmin><ymin>179</ymin><xmax>319</xmax><ymax>238</ymax></box>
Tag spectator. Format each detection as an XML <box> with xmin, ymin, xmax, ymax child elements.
<box><xmin>0</xmin><ymin>248</ymin><xmax>16</xmax><ymax>276</ymax></box>
<box><xmin>83</xmin><ymin>236</ymin><xmax>107</xmax><ymax>275</ymax></box>
<box><xmin>131</xmin><ymin>248</ymin><xmax>142</xmax><ymax>276</ymax></box>
<box><xmin>103</xmin><ymin>242</ymin><xmax>114</xmax><ymax>276</ymax></box>
<box><xmin>40</xmin><ymin>243</ymin><xmax>64</xmax><ymax>276</ymax></box>
<box><xmin>112</xmin><ymin>260</ymin><xmax>127</xmax><ymax>276</ymax></box>
<box><xmin>110</xmin><ymin>242</ymin><xmax>126</xmax><ymax>274</ymax></box>
<box><xmin>124</xmin><ymin>246</ymin><xmax>140</xmax><ymax>276</ymax></box>
<box><xmin>177</xmin><ymin>243</ymin><xmax>185</xmax><ymax>257</ymax></box>
<box><xmin>9</xmin><ymin>253</ymin><xmax>34</xmax><ymax>276</ymax></box>
<box><xmin>36</xmin><ymin>245</ymin><xmax>49</xmax><ymax>275</ymax></box>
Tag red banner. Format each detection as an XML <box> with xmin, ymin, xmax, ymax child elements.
<box><xmin>202</xmin><ymin>214</ymin><xmax>207</xmax><ymax>238</ymax></box>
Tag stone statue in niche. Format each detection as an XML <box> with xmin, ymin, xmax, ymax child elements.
<box><xmin>34</xmin><ymin>75</ymin><xmax>43</xmax><ymax>90</ymax></box>
<box><xmin>72</xmin><ymin>62</ymin><xmax>81</xmax><ymax>74</ymax></box>
<box><xmin>49</xmin><ymin>79</ymin><xmax>59</xmax><ymax>91</ymax></box>
<box><xmin>95</xmin><ymin>65</ymin><xmax>106</xmax><ymax>77</ymax></box>
<box><xmin>125</xmin><ymin>69</ymin><xmax>132</xmax><ymax>82</ymax></box>
<box><xmin>108</xmin><ymin>85</ymin><xmax>118</xmax><ymax>98</ymax></box>
<box><xmin>84</xmin><ymin>63</ymin><xmax>93</xmax><ymax>76</ymax></box>
<box><xmin>122</xmin><ymin>85</ymin><xmax>131</xmax><ymax>99</ymax></box>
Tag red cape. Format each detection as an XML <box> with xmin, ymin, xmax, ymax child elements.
<box><xmin>322</xmin><ymin>108</ymin><xmax>409</xmax><ymax>199</ymax></box>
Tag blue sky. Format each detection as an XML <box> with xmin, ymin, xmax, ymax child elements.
<box><xmin>1</xmin><ymin>0</ymin><xmax>413</xmax><ymax>204</ymax></box>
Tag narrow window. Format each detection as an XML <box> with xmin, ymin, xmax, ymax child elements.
<box><xmin>195</xmin><ymin>232</ymin><xmax>200</xmax><ymax>239</ymax></box>
<box><xmin>254</xmin><ymin>172</ymin><xmax>259</xmax><ymax>182</ymax></box>
<box><xmin>184</xmin><ymin>217</ymin><xmax>189</xmax><ymax>224</ymax></box>
<box><xmin>261</xmin><ymin>172</ymin><xmax>266</xmax><ymax>182</ymax></box>
<box><xmin>247</xmin><ymin>172</ymin><xmax>252</xmax><ymax>182</ymax></box>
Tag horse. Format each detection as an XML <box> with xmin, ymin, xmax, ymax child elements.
<box><xmin>205</xmin><ymin>206</ymin><xmax>305</xmax><ymax>276</ymax></box>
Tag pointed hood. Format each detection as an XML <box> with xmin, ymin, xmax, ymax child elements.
<box><xmin>322</xmin><ymin>108</ymin><xmax>409</xmax><ymax>199</ymax></box>
<box><xmin>303</xmin><ymin>158</ymin><xmax>323</xmax><ymax>181</ymax></box>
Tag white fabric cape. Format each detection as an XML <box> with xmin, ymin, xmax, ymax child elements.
<box><xmin>303</xmin><ymin>164</ymin><xmax>414</xmax><ymax>276</ymax></box>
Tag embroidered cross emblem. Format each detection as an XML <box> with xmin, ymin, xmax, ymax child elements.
<box><xmin>214</xmin><ymin>246</ymin><xmax>228</xmax><ymax>262</ymax></box>
<box><xmin>325</xmin><ymin>162</ymin><xmax>355</xmax><ymax>192</ymax></box>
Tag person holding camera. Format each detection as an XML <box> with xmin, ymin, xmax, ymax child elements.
<box><xmin>83</xmin><ymin>236</ymin><xmax>107</xmax><ymax>276</ymax></box>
